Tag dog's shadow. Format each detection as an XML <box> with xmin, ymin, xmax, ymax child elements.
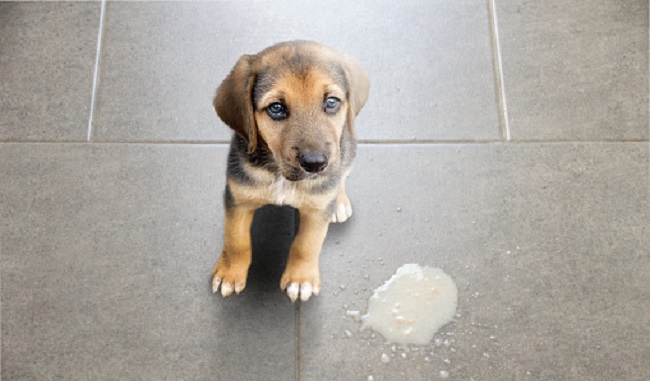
<box><xmin>247</xmin><ymin>205</ymin><xmax>297</xmax><ymax>292</ymax></box>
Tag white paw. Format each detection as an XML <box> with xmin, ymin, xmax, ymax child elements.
<box><xmin>331</xmin><ymin>196</ymin><xmax>352</xmax><ymax>223</ymax></box>
<box><xmin>212</xmin><ymin>276</ymin><xmax>245</xmax><ymax>298</ymax></box>
<box><xmin>284</xmin><ymin>281</ymin><xmax>321</xmax><ymax>303</ymax></box>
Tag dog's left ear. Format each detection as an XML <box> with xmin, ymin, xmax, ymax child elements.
<box><xmin>341</xmin><ymin>55</ymin><xmax>370</xmax><ymax>138</ymax></box>
<box><xmin>214</xmin><ymin>54</ymin><xmax>258</xmax><ymax>153</ymax></box>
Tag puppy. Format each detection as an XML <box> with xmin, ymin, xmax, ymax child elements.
<box><xmin>211</xmin><ymin>41</ymin><xmax>370</xmax><ymax>302</ymax></box>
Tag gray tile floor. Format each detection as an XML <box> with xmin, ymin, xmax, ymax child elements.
<box><xmin>1</xmin><ymin>1</ymin><xmax>648</xmax><ymax>380</ymax></box>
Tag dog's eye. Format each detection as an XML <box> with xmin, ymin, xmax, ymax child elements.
<box><xmin>324</xmin><ymin>97</ymin><xmax>341</xmax><ymax>114</ymax></box>
<box><xmin>266</xmin><ymin>103</ymin><xmax>288</xmax><ymax>120</ymax></box>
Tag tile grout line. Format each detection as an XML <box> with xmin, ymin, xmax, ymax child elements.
<box><xmin>87</xmin><ymin>0</ymin><xmax>107</xmax><ymax>143</ymax></box>
<box><xmin>295</xmin><ymin>302</ymin><xmax>301</xmax><ymax>381</ymax></box>
<box><xmin>0</xmin><ymin>248</ymin><xmax>2</xmax><ymax>379</ymax></box>
<box><xmin>1</xmin><ymin>139</ymin><xmax>649</xmax><ymax>146</ymax></box>
<box><xmin>487</xmin><ymin>0</ymin><xmax>511</xmax><ymax>142</ymax></box>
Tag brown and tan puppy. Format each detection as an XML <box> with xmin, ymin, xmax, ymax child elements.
<box><xmin>211</xmin><ymin>41</ymin><xmax>370</xmax><ymax>302</ymax></box>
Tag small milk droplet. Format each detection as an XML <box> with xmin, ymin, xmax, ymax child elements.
<box><xmin>439</xmin><ymin>370</ymin><xmax>450</xmax><ymax>379</ymax></box>
<box><xmin>397</xmin><ymin>207</ymin><xmax>402</xmax><ymax>212</ymax></box>
<box><xmin>345</xmin><ymin>310</ymin><xmax>361</xmax><ymax>321</ymax></box>
<box><xmin>344</xmin><ymin>330</ymin><xmax>352</xmax><ymax>338</ymax></box>
<box><xmin>368</xmin><ymin>376</ymin><xmax>374</xmax><ymax>381</ymax></box>
<box><xmin>381</xmin><ymin>353</ymin><xmax>390</xmax><ymax>364</ymax></box>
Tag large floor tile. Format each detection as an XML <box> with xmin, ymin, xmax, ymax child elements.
<box><xmin>93</xmin><ymin>0</ymin><xmax>499</xmax><ymax>143</ymax></box>
<box><xmin>0</xmin><ymin>144</ymin><xmax>297</xmax><ymax>381</ymax></box>
<box><xmin>299</xmin><ymin>143</ymin><xmax>649</xmax><ymax>381</ymax></box>
<box><xmin>0</xmin><ymin>3</ymin><xmax>99</xmax><ymax>142</ymax></box>
<box><xmin>497</xmin><ymin>0</ymin><xmax>649</xmax><ymax>141</ymax></box>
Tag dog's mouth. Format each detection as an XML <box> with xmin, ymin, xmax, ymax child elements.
<box><xmin>281</xmin><ymin>167</ymin><xmax>318</xmax><ymax>182</ymax></box>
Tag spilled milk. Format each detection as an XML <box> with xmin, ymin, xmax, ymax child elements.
<box><xmin>361</xmin><ymin>264</ymin><xmax>458</xmax><ymax>345</ymax></box>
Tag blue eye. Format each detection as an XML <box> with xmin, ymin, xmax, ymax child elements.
<box><xmin>266</xmin><ymin>103</ymin><xmax>287</xmax><ymax>120</ymax></box>
<box><xmin>324</xmin><ymin>97</ymin><xmax>341</xmax><ymax>114</ymax></box>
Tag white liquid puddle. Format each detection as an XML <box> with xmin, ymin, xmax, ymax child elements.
<box><xmin>361</xmin><ymin>264</ymin><xmax>458</xmax><ymax>346</ymax></box>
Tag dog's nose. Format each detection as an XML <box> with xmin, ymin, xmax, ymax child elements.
<box><xmin>298</xmin><ymin>152</ymin><xmax>328</xmax><ymax>173</ymax></box>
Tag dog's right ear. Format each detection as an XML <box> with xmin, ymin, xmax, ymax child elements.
<box><xmin>214</xmin><ymin>54</ymin><xmax>258</xmax><ymax>153</ymax></box>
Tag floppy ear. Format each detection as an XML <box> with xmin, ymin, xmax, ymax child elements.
<box><xmin>341</xmin><ymin>55</ymin><xmax>370</xmax><ymax>138</ymax></box>
<box><xmin>213</xmin><ymin>54</ymin><xmax>258</xmax><ymax>153</ymax></box>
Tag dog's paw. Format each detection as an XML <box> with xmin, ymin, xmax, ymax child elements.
<box><xmin>280</xmin><ymin>267</ymin><xmax>321</xmax><ymax>302</ymax></box>
<box><xmin>331</xmin><ymin>193</ymin><xmax>352</xmax><ymax>223</ymax></box>
<box><xmin>211</xmin><ymin>258</ymin><xmax>248</xmax><ymax>298</ymax></box>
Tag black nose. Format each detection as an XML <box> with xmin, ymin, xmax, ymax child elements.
<box><xmin>298</xmin><ymin>152</ymin><xmax>328</xmax><ymax>173</ymax></box>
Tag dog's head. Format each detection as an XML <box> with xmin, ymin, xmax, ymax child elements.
<box><xmin>214</xmin><ymin>41</ymin><xmax>370</xmax><ymax>181</ymax></box>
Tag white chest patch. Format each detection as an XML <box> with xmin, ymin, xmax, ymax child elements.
<box><xmin>272</xmin><ymin>177</ymin><xmax>298</xmax><ymax>206</ymax></box>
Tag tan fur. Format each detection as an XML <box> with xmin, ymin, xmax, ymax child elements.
<box><xmin>211</xmin><ymin>206</ymin><xmax>256</xmax><ymax>296</ymax></box>
<box><xmin>211</xmin><ymin>41</ymin><xmax>369</xmax><ymax>301</ymax></box>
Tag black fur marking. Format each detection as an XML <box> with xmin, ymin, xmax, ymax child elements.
<box><xmin>226</xmin><ymin>135</ymin><xmax>255</xmax><ymax>185</ymax></box>
<box><xmin>252</xmin><ymin>68</ymin><xmax>275</xmax><ymax>108</ymax></box>
<box><xmin>226</xmin><ymin>134</ymin><xmax>279</xmax><ymax>185</ymax></box>
<box><xmin>224</xmin><ymin>183</ymin><xmax>235</xmax><ymax>210</ymax></box>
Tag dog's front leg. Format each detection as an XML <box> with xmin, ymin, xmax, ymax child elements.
<box><xmin>281</xmin><ymin>208</ymin><xmax>330</xmax><ymax>302</ymax></box>
<box><xmin>212</xmin><ymin>205</ymin><xmax>256</xmax><ymax>297</ymax></box>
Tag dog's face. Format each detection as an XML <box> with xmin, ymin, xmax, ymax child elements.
<box><xmin>214</xmin><ymin>41</ymin><xmax>370</xmax><ymax>181</ymax></box>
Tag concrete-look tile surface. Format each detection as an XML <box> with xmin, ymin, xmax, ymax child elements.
<box><xmin>497</xmin><ymin>0</ymin><xmax>649</xmax><ymax>141</ymax></box>
<box><xmin>0</xmin><ymin>2</ymin><xmax>99</xmax><ymax>142</ymax></box>
<box><xmin>93</xmin><ymin>0</ymin><xmax>499</xmax><ymax>143</ymax></box>
<box><xmin>1</xmin><ymin>144</ymin><xmax>297</xmax><ymax>381</ymax></box>
<box><xmin>3</xmin><ymin>1</ymin><xmax>649</xmax><ymax>381</ymax></box>
<box><xmin>300</xmin><ymin>144</ymin><xmax>649</xmax><ymax>381</ymax></box>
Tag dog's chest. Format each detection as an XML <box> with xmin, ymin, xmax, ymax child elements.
<box><xmin>271</xmin><ymin>177</ymin><xmax>300</xmax><ymax>206</ymax></box>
